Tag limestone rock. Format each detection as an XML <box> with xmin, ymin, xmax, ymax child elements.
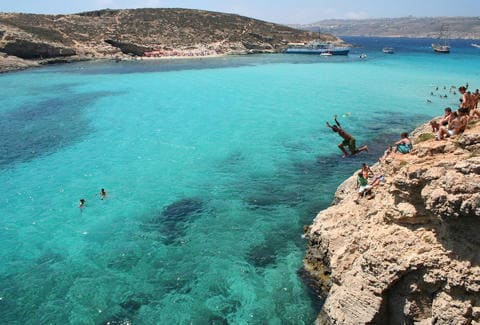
<box><xmin>304</xmin><ymin>121</ymin><xmax>480</xmax><ymax>324</ymax></box>
<box><xmin>0</xmin><ymin>8</ymin><xmax>342</xmax><ymax>72</ymax></box>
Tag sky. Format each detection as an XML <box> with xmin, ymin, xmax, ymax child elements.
<box><xmin>0</xmin><ymin>0</ymin><xmax>479</xmax><ymax>24</ymax></box>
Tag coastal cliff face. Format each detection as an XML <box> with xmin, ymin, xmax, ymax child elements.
<box><xmin>0</xmin><ymin>8</ymin><xmax>340</xmax><ymax>72</ymax></box>
<box><xmin>304</xmin><ymin>121</ymin><xmax>480</xmax><ymax>324</ymax></box>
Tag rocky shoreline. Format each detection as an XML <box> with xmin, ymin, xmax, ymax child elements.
<box><xmin>304</xmin><ymin>120</ymin><xmax>480</xmax><ymax>323</ymax></box>
<box><xmin>0</xmin><ymin>8</ymin><xmax>341</xmax><ymax>74</ymax></box>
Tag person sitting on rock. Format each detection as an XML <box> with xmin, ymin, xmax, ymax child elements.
<box><xmin>437</xmin><ymin>109</ymin><xmax>468</xmax><ymax>140</ymax></box>
<box><xmin>393</xmin><ymin>132</ymin><xmax>413</xmax><ymax>154</ymax></box>
<box><xmin>354</xmin><ymin>172</ymin><xmax>373</xmax><ymax>203</ymax></box>
<box><xmin>430</xmin><ymin>107</ymin><xmax>452</xmax><ymax>132</ymax></box>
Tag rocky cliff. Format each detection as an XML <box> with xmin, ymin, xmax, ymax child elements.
<box><xmin>0</xmin><ymin>8</ymin><xmax>340</xmax><ymax>72</ymax></box>
<box><xmin>304</xmin><ymin>121</ymin><xmax>480</xmax><ymax>324</ymax></box>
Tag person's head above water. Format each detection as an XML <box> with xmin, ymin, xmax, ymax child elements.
<box><xmin>445</xmin><ymin>107</ymin><xmax>452</xmax><ymax>113</ymax></box>
<box><xmin>401</xmin><ymin>132</ymin><xmax>408</xmax><ymax>138</ymax></box>
<box><xmin>331</xmin><ymin>125</ymin><xmax>339</xmax><ymax>132</ymax></box>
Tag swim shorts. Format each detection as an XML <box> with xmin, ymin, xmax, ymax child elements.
<box><xmin>341</xmin><ymin>138</ymin><xmax>356</xmax><ymax>153</ymax></box>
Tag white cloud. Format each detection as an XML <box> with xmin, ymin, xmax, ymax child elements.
<box><xmin>344</xmin><ymin>10</ymin><xmax>369</xmax><ymax>19</ymax></box>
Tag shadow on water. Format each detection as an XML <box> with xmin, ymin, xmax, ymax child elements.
<box><xmin>142</xmin><ymin>197</ymin><xmax>205</xmax><ymax>244</ymax></box>
<box><xmin>0</xmin><ymin>90</ymin><xmax>121</xmax><ymax>169</ymax></box>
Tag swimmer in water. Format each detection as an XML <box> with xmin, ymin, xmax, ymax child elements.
<box><xmin>79</xmin><ymin>199</ymin><xmax>86</xmax><ymax>209</ymax></box>
<box><xmin>100</xmin><ymin>188</ymin><xmax>107</xmax><ymax>200</ymax></box>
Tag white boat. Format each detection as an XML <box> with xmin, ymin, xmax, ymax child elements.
<box><xmin>359</xmin><ymin>53</ymin><xmax>367</xmax><ymax>59</ymax></box>
<box><xmin>285</xmin><ymin>41</ymin><xmax>350</xmax><ymax>55</ymax></box>
<box><xmin>432</xmin><ymin>25</ymin><xmax>450</xmax><ymax>54</ymax></box>
<box><xmin>432</xmin><ymin>43</ymin><xmax>450</xmax><ymax>53</ymax></box>
<box><xmin>320</xmin><ymin>52</ymin><xmax>333</xmax><ymax>56</ymax></box>
<box><xmin>382</xmin><ymin>47</ymin><xmax>394</xmax><ymax>54</ymax></box>
<box><xmin>472</xmin><ymin>43</ymin><xmax>480</xmax><ymax>49</ymax></box>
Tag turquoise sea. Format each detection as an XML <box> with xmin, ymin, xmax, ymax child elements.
<box><xmin>1</xmin><ymin>37</ymin><xmax>479</xmax><ymax>324</ymax></box>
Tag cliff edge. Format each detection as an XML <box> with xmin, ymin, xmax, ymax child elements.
<box><xmin>304</xmin><ymin>120</ymin><xmax>480</xmax><ymax>324</ymax></box>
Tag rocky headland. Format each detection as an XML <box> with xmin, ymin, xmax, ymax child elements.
<box><xmin>0</xmin><ymin>8</ymin><xmax>341</xmax><ymax>73</ymax></box>
<box><xmin>304</xmin><ymin>120</ymin><xmax>480</xmax><ymax>323</ymax></box>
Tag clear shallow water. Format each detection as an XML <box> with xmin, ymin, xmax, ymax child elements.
<box><xmin>0</xmin><ymin>37</ymin><xmax>479</xmax><ymax>324</ymax></box>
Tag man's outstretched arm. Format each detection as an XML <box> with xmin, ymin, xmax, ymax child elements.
<box><xmin>334</xmin><ymin>115</ymin><xmax>341</xmax><ymax>127</ymax></box>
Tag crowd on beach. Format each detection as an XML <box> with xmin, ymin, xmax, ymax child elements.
<box><xmin>144</xmin><ymin>49</ymin><xmax>218</xmax><ymax>58</ymax></box>
<box><xmin>326</xmin><ymin>83</ymin><xmax>480</xmax><ymax>204</ymax></box>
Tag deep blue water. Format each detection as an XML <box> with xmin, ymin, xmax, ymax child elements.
<box><xmin>0</xmin><ymin>36</ymin><xmax>479</xmax><ymax>324</ymax></box>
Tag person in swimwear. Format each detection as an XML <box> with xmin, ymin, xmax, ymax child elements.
<box><xmin>361</xmin><ymin>163</ymin><xmax>373</xmax><ymax>179</ymax></box>
<box><xmin>326</xmin><ymin>115</ymin><xmax>368</xmax><ymax>158</ymax></box>
<box><xmin>437</xmin><ymin>109</ymin><xmax>468</xmax><ymax>140</ymax></box>
<box><xmin>430</xmin><ymin>107</ymin><xmax>452</xmax><ymax>132</ymax></box>
<box><xmin>393</xmin><ymin>132</ymin><xmax>413</xmax><ymax>154</ymax></box>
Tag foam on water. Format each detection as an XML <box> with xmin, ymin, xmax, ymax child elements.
<box><xmin>1</xmin><ymin>37</ymin><xmax>479</xmax><ymax>323</ymax></box>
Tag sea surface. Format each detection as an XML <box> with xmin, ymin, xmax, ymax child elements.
<box><xmin>1</xmin><ymin>37</ymin><xmax>479</xmax><ymax>324</ymax></box>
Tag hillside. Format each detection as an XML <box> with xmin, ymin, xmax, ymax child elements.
<box><xmin>298</xmin><ymin>17</ymin><xmax>480</xmax><ymax>39</ymax></box>
<box><xmin>304</xmin><ymin>120</ymin><xmax>480</xmax><ymax>323</ymax></box>
<box><xmin>0</xmin><ymin>8</ymin><xmax>340</xmax><ymax>72</ymax></box>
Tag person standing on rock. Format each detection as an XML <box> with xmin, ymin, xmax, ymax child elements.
<box><xmin>326</xmin><ymin>115</ymin><xmax>368</xmax><ymax>158</ymax></box>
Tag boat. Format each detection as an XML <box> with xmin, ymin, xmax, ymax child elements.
<box><xmin>432</xmin><ymin>25</ymin><xmax>450</xmax><ymax>53</ymax></box>
<box><xmin>285</xmin><ymin>41</ymin><xmax>350</xmax><ymax>55</ymax></box>
<box><xmin>359</xmin><ymin>53</ymin><xmax>367</xmax><ymax>59</ymax></box>
<box><xmin>320</xmin><ymin>52</ymin><xmax>333</xmax><ymax>56</ymax></box>
<box><xmin>382</xmin><ymin>47</ymin><xmax>394</xmax><ymax>54</ymax></box>
<box><xmin>472</xmin><ymin>43</ymin><xmax>480</xmax><ymax>49</ymax></box>
<box><xmin>432</xmin><ymin>43</ymin><xmax>450</xmax><ymax>53</ymax></box>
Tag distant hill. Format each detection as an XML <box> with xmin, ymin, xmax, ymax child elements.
<box><xmin>0</xmin><ymin>8</ymin><xmax>341</xmax><ymax>71</ymax></box>
<box><xmin>296</xmin><ymin>17</ymin><xmax>480</xmax><ymax>39</ymax></box>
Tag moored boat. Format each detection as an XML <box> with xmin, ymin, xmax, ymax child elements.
<box><xmin>432</xmin><ymin>25</ymin><xmax>450</xmax><ymax>54</ymax></box>
<box><xmin>382</xmin><ymin>47</ymin><xmax>394</xmax><ymax>54</ymax></box>
<box><xmin>285</xmin><ymin>40</ymin><xmax>350</xmax><ymax>55</ymax></box>
<box><xmin>472</xmin><ymin>43</ymin><xmax>480</xmax><ymax>49</ymax></box>
<box><xmin>432</xmin><ymin>43</ymin><xmax>450</xmax><ymax>53</ymax></box>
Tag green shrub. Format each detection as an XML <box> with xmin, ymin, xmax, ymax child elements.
<box><xmin>468</xmin><ymin>119</ymin><xmax>479</xmax><ymax>127</ymax></box>
<box><xmin>415</xmin><ymin>133</ymin><xmax>435</xmax><ymax>144</ymax></box>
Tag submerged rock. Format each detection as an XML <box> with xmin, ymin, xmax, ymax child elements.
<box><xmin>161</xmin><ymin>198</ymin><xmax>204</xmax><ymax>221</ymax></box>
<box><xmin>145</xmin><ymin>197</ymin><xmax>205</xmax><ymax>244</ymax></box>
<box><xmin>245</xmin><ymin>242</ymin><xmax>277</xmax><ymax>268</ymax></box>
